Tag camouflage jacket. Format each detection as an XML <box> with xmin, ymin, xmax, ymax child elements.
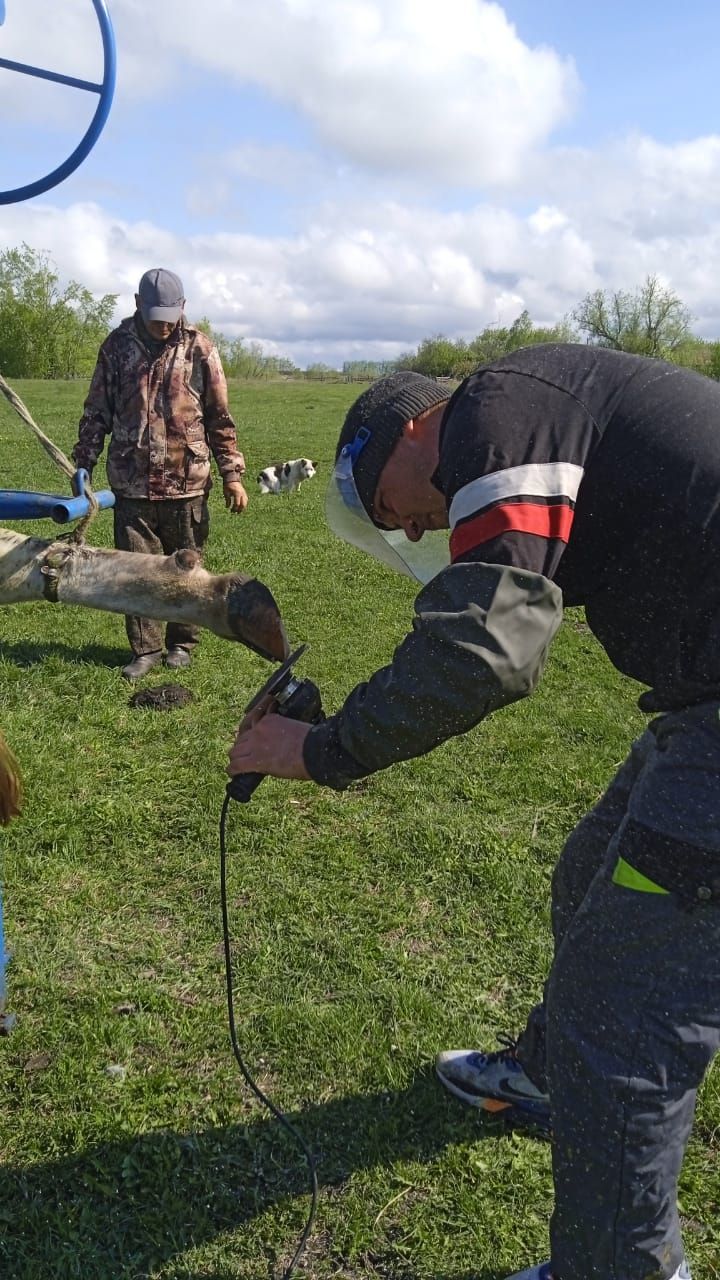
<box><xmin>72</xmin><ymin>316</ymin><xmax>245</xmax><ymax>499</ymax></box>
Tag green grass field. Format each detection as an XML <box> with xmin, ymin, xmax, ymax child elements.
<box><xmin>0</xmin><ymin>380</ymin><xmax>718</xmax><ymax>1279</ymax></box>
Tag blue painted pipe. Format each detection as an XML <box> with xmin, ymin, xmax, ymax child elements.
<box><xmin>0</xmin><ymin>488</ymin><xmax>115</xmax><ymax>523</ymax></box>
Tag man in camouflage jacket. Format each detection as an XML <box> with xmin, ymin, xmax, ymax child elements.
<box><xmin>72</xmin><ymin>268</ymin><xmax>247</xmax><ymax>679</ymax></box>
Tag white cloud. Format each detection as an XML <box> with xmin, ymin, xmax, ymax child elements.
<box><xmin>2</xmin><ymin>1</ymin><xmax>578</xmax><ymax>196</ymax></box>
<box><xmin>4</xmin><ymin>0</ymin><xmax>720</xmax><ymax>371</ymax></box>
<box><xmin>529</xmin><ymin>135</ymin><xmax>720</xmax><ymax>244</ymax></box>
<box><xmin>4</xmin><ymin>123</ymin><xmax>720</xmax><ymax>371</ymax></box>
<box><xmin>223</xmin><ymin>145</ymin><xmax>330</xmax><ymax>191</ymax></box>
<box><xmin>526</xmin><ymin>133</ymin><xmax>720</xmax><ymax>322</ymax></box>
<box><xmin>111</xmin><ymin>0</ymin><xmax>577</xmax><ymax>186</ymax></box>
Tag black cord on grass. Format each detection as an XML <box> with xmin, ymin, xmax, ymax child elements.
<box><xmin>219</xmin><ymin>792</ymin><xmax>319</xmax><ymax>1278</ymax></box>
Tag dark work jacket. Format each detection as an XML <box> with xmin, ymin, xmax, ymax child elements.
<box><xmin>304</xmin><ymin>344</ymin><xmax>720</xmax><ymax>789</ymax></box>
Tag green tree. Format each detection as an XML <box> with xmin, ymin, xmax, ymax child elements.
<box><xmin>468</xmin><ymin>310</ymin><xmax>575</xmax><ymax>365</ymax></box>
<box><xmin>396</xmin><ymin>313</ymin><xmax>575</xmax><ymax>380</ymax></box>
<box><xmin>196</xmin><ymin>316</ymin><xmax>231</xmax><ymax>367</ymax></box>
<box><xmin>573</xmin><ymin>275</ymin><xmax>691</xmax><ymax>357</ymax></box>
<box><xmin>196</xmin><ymin>322</ymin><xmax>299</xmax><ymax>379</ymax></box>
<box><xmin>0</xmin><ymin>244</ymin><xmax>116</xmax><ymax>378</ymax></box>
<box><xmin>343</xmin><ymin>359</ymin><xmax>397</xmax><ymax>381</ymax></box>
<box><xmin>403</xmin><ymin>335</ymin><xmax>470</xmax><ymax>378</ymax></box>
<box><xmin>305</xmin><ymin>362</ymin><xmax>338</xmax><ymax>381</ymax></box>
<box><xmin>667</xmin><ymin>336</ymin><xmax>720</xmax><ymax>380</ymax></box>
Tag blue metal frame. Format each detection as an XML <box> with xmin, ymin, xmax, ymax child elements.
<box><xmin>0</xmin><ymin>0</ymin><xmax>116</xmax><ymax>205</ymax></box>
<box><xmin>0</xmin><ymin>3</ymin><xmax>117</xmax><ymax>1032</ymax></box>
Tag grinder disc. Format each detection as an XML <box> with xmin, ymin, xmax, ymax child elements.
<box><xmin>244</xmin><ymin>644</ymin><xmax>307</xmax><ymax>713</ymax></box>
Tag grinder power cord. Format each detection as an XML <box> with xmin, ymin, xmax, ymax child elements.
<box><xmin>219</xmin><ymin>646</ymin><xmax>324</xmax><ymax>1279</ymax></box>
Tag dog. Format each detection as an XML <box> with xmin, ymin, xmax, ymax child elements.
<box><xmin>257</xmin><ymin>458</ymin><xmax>317</xmax><ymax>495</ymax></box>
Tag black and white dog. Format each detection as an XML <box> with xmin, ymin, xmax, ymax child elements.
<box><xmin>257</xmin><ymin>458</ymin><xmax>317</xmax><ymax>494</ymax></box>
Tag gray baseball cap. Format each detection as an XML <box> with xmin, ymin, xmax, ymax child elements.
<box><xmin>137</xmin><ymin>268</ymin><xmax>185</xmax><ymax>324</ymax></box>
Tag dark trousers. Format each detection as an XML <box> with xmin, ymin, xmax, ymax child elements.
<box><xmin>113</xmin><ymin>495</ymin><xmax>209</xmax><ymax>656</ymax></box>
<box><xmin>516</xmin><ymin>704</ymin><xmax>720</xmax><ymax>1280</ymax></box>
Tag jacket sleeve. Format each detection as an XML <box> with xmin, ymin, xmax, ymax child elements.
<box><xmin>302</xmin><ymin>560</ymin><xmax>563</xmax><ymax>790</ymax></box>
<box><xmin>72</xmin><ymin>347</ymin><xmax>114</xmax><ymax>473</ymax></box>
<box><xmin>202</xmin><ymin>345</ymin><xmax>246</xmax><ymax>479</ymax></box>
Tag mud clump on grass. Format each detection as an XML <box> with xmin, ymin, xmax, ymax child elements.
<box><xmin>129</xmin><ymin>684</ymin><xmax>194</xmax><ymax>711</ymax></box>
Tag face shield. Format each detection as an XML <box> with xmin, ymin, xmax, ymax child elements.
<box><xmin>326</xmin><ymin>427</ymin><xmax>450</xmax><ymax>585</ymax></box>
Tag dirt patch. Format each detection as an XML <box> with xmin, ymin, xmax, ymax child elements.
<box><xmin>129</xmin><ymin>683</ymin><xmax>194</xmax><ymax>711</ymax></box>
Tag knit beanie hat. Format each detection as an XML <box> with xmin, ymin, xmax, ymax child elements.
<box><xmin>335</xmin><ymin>372</ymin><xmax>450</xmax><ymax>521</ymax></box>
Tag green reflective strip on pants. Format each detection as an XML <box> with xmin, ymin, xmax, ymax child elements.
<box><xmin>613</xmin><ymin>856</ymin><xmax>669</xmax><ymax>894</ymax></box>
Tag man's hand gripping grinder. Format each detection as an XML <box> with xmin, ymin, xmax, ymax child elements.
<box><xmin>226</xmin><ymin>645</ymin><xmax>323</xmax><ymax>803</ymax></box>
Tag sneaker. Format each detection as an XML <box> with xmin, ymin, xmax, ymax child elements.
<box><xmin>121</xmin><ymin>651</ymin><xmax>163</xmax><ymax>680</ymax></box>
<box><xmin>436</xmin><ymin>1037</ymin><xmax>551</xmax><ymax>1129</ymax></box>
<box><xmin>165</xmin><ymin>646</ymin><xmax>192</xmax><ymax>669</ymax></box>
<box><xmin>504</xmin><ymin>1260</ymin><xmax>690</xmax><ymax>1280</ymax></box>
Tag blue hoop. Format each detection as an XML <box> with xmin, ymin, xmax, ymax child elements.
<box><xmin>0</xmin><ymin>0</ymin><xmax>116</xmax><ymax>205</ymax></box>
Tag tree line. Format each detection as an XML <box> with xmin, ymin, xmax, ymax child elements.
<box><xmin>2</xmin><ymin>245</ymin><xmax>720</xmax><ymax>382</ymax></box>
<box><xmin>194</xmin><ymin>320</ymin><xmax>300</xmax><ymax>379</ymax></box>
<box><xmin>399</xmin><ymin>277</ymin><xmax>720</xmax><ymax>380</ymax></box>
<box><xmin>0</xmin><ymin>246</ymin><xmax>116</xmax><ymax>380</ymax></box>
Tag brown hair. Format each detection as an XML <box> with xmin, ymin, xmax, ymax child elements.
<box><xmin>0</xmin><ymin>731</ymin><xmax>22</xmax><ymax>826</ymax></box>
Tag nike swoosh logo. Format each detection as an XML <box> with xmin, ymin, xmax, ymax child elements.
<box><xmin>498</xmin><ymin>1075</ymin><xmax>548</xmax><ymax>1102</ymax></box>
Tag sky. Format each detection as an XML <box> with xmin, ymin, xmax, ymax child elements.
<box><xmin>1</xmin><ymin>0</ymin><xmax>719</xmax><ymax>369</ymax></box>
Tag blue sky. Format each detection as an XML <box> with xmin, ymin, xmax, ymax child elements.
<box><xmin>1</xmin><ymin>0</ymin><xmax>719</xmax><ymax>367</ymax></box>
<box><xmin>505</xmin><ymin>1</ymin><xmax>720</xmax><ymax>144</ymax></box>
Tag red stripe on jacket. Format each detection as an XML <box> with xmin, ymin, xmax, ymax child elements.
<box><xmin>450</xmin><ymin>501</ymin><xmax>575</xmax><ymax>560</ymax></box>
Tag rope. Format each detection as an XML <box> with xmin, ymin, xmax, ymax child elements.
<box><xmin>0</xmin><ymin>371</ymin><xmax>98</xmax><ymax>541</ymax></box>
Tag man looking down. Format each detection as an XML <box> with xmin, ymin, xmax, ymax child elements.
<box><xmin>73</xmin><ymin>268</ymin><xmax>248</xmax><ymax>679</ymax></box>
<box><xmin>228</xmin><ymin>347</ymin><xmax>720</xmax><ymax>1280</ymax></box>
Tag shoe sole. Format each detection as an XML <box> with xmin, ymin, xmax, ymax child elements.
<box><xmin>436</xmin><ymin>1066</ymin><xmax>552</xmax><ymax>1133</ymax></box>
<box><xmin>436</xmin><ymin>1065</ymin><xmax>491</xmax><ymax>1108</ymax></box>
